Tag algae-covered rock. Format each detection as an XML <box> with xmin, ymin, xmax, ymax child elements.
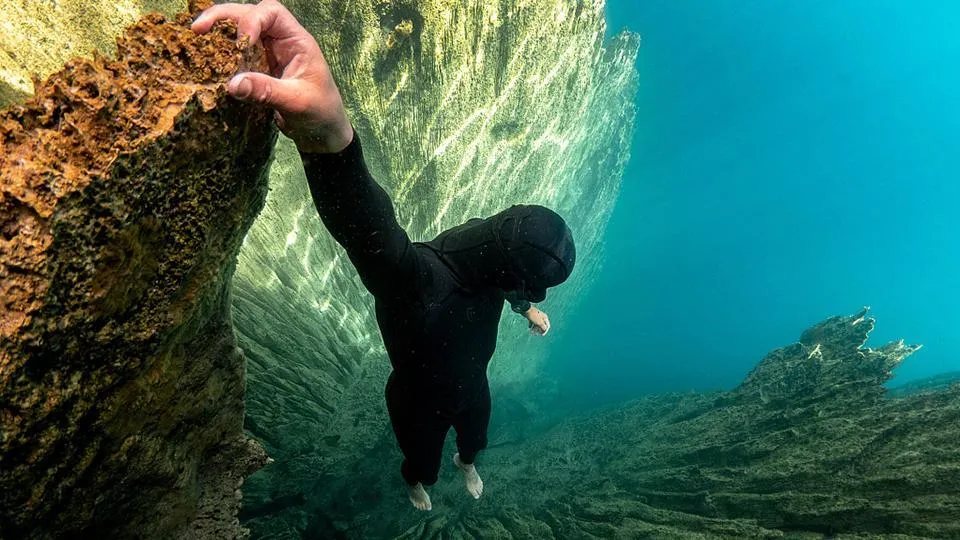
<box><xmin>0</xmin><ymin>2</ymin><xmax>276</xmax><ymax>537</ymax></box>
<box><xmin>0</xmin><ymin>0</ymin><xmax>186</xmax><ymax>107</ymax></box>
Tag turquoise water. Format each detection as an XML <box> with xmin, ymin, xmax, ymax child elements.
<box><xmin>551</xmin><ymin>0</ymin><xmax>960</xmax><ymax>404</ymax></box>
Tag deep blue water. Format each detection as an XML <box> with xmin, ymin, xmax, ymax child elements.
<box><xmin>550</xmin><ymin>0</ymin><xmax>960</xmax><ymax>405</ymax></box>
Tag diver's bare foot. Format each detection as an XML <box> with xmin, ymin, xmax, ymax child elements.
<box><xmin>454</xmin><ymin>453</ymin><xmax>484</xmax><ymax>499</ymax></box>
<box><xmin>407</xmin><ymin>482</ymin><xmax>432</xmax><ymax>511</ymax></box>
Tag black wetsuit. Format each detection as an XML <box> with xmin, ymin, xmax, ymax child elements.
<box><xmin>301</xmin><ymin>135</ymin><xmax>532</xmax><ymax>486</ymax></box>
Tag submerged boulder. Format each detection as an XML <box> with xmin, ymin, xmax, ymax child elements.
<box><xmin>0</xmin><ymin>2</ymin><xmax>275</xmax><ymax>537</ymax></box>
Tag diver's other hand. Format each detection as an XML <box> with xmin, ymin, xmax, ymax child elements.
<box><xmin>191</xmin><ymin>0</ymin><xmax>353</xmax><ymax>153</ymax></box>
<box><xmin>526</xmin><ymin>307</ymin><xmax>550</xmax><ymax>336</ymax></box>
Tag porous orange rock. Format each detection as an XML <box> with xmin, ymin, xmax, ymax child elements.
<box><xmin>0</xmin><ymin>1</ymin><xmax>277</xmax><ymax>537</ymax></box>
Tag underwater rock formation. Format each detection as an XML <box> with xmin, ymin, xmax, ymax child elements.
<box><xmin>231</xmin><ymin>0</ymin><xmax>640</xmax><ymax>531</ymax></box>
<box><xmin>0</xmin><ymin>0</ymin><xmax>186</xmax><ymax>107</ymax></box>
<box><xmin>0</xmin><ymin>3</ymin><xmax>274</xmax><ymax>537</ymax></box>
<box><xmin>263</xmin><ymin>308</ymin><xmax>960</xmax><ymax>539</ymax></box>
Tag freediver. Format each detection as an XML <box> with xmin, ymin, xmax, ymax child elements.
<box><xmin>193</xmin><ymin>0</ymin><xmax>576</xmax><ymax>511</ymax></box>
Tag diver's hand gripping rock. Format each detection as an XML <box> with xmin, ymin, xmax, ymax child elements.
<box><xmin>191</xmin><ymin>0</ymin><xmax>354</xmax><ymax>153</ymax></box>
<box><xmin>526</xmin><ymin>307</ymin><xmax>551</xmax><ymax>336</ymax></box>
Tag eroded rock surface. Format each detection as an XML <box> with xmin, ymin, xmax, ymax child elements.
<box><xmin>0</xmin><ymin>2</ymin><xmax>275</xmax><ymax>537</ymax></box>
<box><xmin>0</xmin><ymin>0</ymin><xmax>186</xmax><ymax>107</ymax></box>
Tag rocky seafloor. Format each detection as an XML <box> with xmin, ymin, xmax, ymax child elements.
<box><xmin>245</xmin><ymin>307</ymin><xmax>960</xmax><ymax>539</ymax></box>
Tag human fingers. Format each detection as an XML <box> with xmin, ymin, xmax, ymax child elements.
<box><xmin>191</xmin><ymin>3</ymin><xmax>253</xmax><ymax>35</ymax></box>
<box><xmin>192</xmin><ymin>0</ymin><xmax>302</xmax><ymax>46</ymax></box>
<box><xmin>227</xmin><ymin>72</ymin><xmax>304</xmax><ymax>112</ymax></box>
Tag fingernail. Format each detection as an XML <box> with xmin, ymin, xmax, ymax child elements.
<box><xmin>229</xmin><ymin>75</ymin><xmax>252</xmax><ymax>99</ymax></box>
<box><xmin>192</xmin><ymin>13</ymin><xmax>208</xmax><ymax>27</ymax></box>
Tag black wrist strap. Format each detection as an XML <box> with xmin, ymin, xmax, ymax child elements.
<box><xmin>511</xmin><ymin>300</ymin><xmax>531</xmax><ymax>314</ymax></box>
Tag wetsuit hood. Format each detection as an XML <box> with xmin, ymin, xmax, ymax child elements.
<box><xmin>424</xmin><ymin>204</ymin><xmax>576</xmax><ymax>302</ymax></box>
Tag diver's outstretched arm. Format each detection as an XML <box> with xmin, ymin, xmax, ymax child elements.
<box><xmin>193</xmin><ymin>1</ymin><xmax>421</xmax><ymax>300</ymax></box>
<box><xmin>300</xmin><ymin>135</ymin><xmax>423</xmax><ymax>300</ymax></box>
